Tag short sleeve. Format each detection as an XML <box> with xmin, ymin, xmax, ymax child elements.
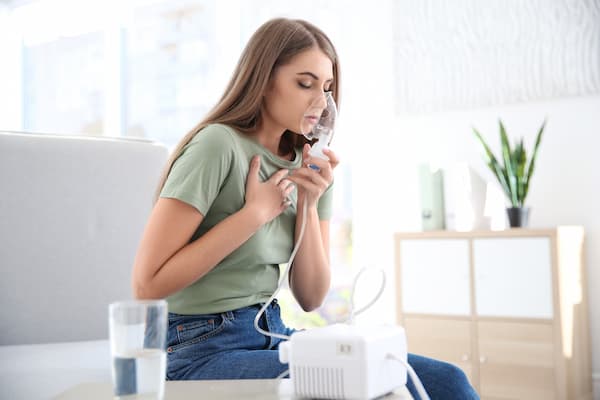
<box><xmin>160</xmin><ymin>125</ymin><xmax>234</xmax><ymax>215</ymax></box>
<box><xmin>316</xmin><ymin>182</ymin><xmax>334</xmax><ymax>220</ymax></box>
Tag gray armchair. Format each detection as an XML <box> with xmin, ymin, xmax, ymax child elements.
<box><xmin>0</xmin><ymin>131</ymin><xmax>169</xmax><ymax>399</ymax></box>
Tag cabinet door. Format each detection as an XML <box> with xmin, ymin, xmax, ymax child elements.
<box><xmin>399</xmin><ymin>239</ymin><xmax>470</xmax><ymax>316</ymax></box>
<box><xmin>473</xmin><ymin>238</ymin><xmax>553</xmax><ymax>318</ymax></box>
<box><xmin>403</xmin><ymin>317</ymin><xmax>474</xmax><ymax>385</ymax></box>
<box><xmin>478</xmin><ymin>320</ymin><xmax>556</xmax><ymax>399</ymax></box>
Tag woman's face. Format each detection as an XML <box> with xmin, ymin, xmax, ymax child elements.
<box><xmin>262</xmin><ymin>47</ymin><xmax>334</xmax><ymax>136</ymax></box>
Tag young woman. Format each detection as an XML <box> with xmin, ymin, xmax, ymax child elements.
<box><xmin>132</xmin><ymin>17</ymin><xmax>479</xmax><ymax>399</ymax></box>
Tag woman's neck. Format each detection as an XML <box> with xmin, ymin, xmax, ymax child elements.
<box><xmin>251</xmin><ymin>121</ymin><xmax>293</xmax><ymax>161</ymax></box>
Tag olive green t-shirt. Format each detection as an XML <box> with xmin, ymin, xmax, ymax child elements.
<box><xmin>160</xmin><ymin>123</ymin><xmax>333</xmax><ymax>315</ymax></box>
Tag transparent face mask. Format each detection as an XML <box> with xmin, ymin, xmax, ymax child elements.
<box><xmin>300</xmin><ymin>91</ymin><xmax>337</xmax><ymax>162</ymax></box>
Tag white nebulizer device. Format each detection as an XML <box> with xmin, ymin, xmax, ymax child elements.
<box><xmin>302</xmin><ymin>91</ymin><xmax>337</xmax><ymax>167</ymax></box>
<box><xmin>279</xmin><ymin>323</ymin><xmax>409</xmax><ymax>400</ymax></box>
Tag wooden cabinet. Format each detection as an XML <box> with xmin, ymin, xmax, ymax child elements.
<box><xmin>400</xmin><ymin>239</ymin><xmax>471</xmax><ymax>316</ymax></box>
<box><xmin>477</xmin><ymin>320</ymin><xmax>555</xmax><ymax>399</ymax></box>
<box><xmin>394</xmin><ymin>227</ymin><xmax>592</xmax><ymax>400</ymax></box>
<box><xmin>473</xmin><ymin>237</ymin><xmax>553</xmax><ymax>319</ymax></box>
<box><xmin>403</xmin><ymin>317</ymin><xmax>475</xmax><ymax>383</ymax></box>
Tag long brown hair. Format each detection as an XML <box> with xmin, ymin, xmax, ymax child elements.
<box><xmin>154</xmin><ymin>18</ymin><xmax>341</xmax><ymax>200</ymax></box>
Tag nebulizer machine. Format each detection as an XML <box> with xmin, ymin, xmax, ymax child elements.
<box><xmin>254</xmin><ymin>91</ymin><xmax>430</xmax><ymax>400</ymax></box>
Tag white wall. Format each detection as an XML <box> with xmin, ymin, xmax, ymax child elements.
<box><xmin>345</xmin><ymin>1</ymin><xmax>600</xmax><ymax>396</ymax></box>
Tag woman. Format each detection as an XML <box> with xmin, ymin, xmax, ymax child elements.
<box><xmin>132</xmin><ymin>17</ymin><xmax>478</xmax><ymax>399</ymax></box>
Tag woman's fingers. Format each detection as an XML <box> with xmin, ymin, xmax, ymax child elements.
<box><xmin>304</xmin><ymin>147</ymin><xmax>339</xmax><ymax>168</ymax></box>
<box><xmin>269</xmin><ymin>168</ymin><xmax>290</xmax><ymax>184</ymax></box>
<box><xmin>287</xmin><ymin>170</ymin><xmax>328</xmax><ymax>195</ymax></box>
<box><xmin>305</xmin><ymin>156</ymin><xmax>329</xmax><ymax>170</ymax></box>
<box><xmin>291</xmin><ymin>167</ymin><xmax>328</xmax><ymax>185</ymax></box>
<box><xmin>245</xmin><ymin>155</ymin><xmax>261</xmax><ymax>191</ymax></box>
<box><xmin>303</xmin><ymin>148</ymin><xmax>339</xmax><ymax>183</ymax></box>
<box><xmin>244</xmin><ymin>146</ymin><xmax>340</xmax><ymax>217</ymax></box>
<box><xmin>279</xmin><ymin>178</ymin><xmax>294</xmax><ymax>191</ymax></box>
<box><xmin>278</xmin><ymin>179</ymin><xmax>295</xmax><ymax>203</ymax></box>
<box><xmin>322</xmin><ymin>148</ymin><xmax>339</xmax><ymax>168</ymax></box>
<box><xmin>303</xmin><ymin>160</ymin><xmax>334</xmax><ymax>185</ymax></box>
<box><xmin>245</xmin><ymin>161</ymin><xmax>297</xmax><ymax>222</ymax></box>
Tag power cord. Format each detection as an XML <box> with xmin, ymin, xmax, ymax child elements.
<box><xmin>386</xmin><ymin>354</ymin><xmax>431</xmax><ymax>400</ymax></box>
<box><xmin>348</xmin><ymin>270</ymin><xmax>430</xmax><ymax>399</ymax></box>
<box><xmin>276</xmin><ymin>369</ymin><xmax>290</xmax><ymax>379</ymax></box>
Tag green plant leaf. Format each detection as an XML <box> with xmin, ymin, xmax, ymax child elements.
<box><xmin>474</xmin><ymin>119</ymin><xmax>546</xmax><ymax>208</ymax></box>
<box><xmin>499</xmin><ymin>120</ymin><xmax>518</xmax><ymax>207</ymax></box>
<box><xmin>523</xmin><ymin>119</ymin><xmax>546</xmax><ymax>203</ymax></box>
<box><xmin>473</xmin><ymin>127</ymin><xmax>511</xmax><ymax>199</ymax></box>
<box><xmin>514</xmin><ymin>140</ymin><xmax>527</xmax><ymax>207</ymax></box>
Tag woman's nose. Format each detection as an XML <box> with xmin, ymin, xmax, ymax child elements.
<box><xmin>314</xmin><ymin>92</ymin><xmax>327</xmax><ymax>109</ymax></box>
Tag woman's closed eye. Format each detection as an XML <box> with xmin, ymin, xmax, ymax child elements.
<box><xmin>298</xmin><ymin>81</ymin><xmax>332</xmax><ymax>93</ymax></box>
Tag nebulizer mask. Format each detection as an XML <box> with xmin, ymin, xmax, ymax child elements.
<box><xmin>300</xmin><ymin>91</ymin><xmax>337</xmax><ymax>168</ymax></box>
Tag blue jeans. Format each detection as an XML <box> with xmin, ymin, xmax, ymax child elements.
<box><xmin>166</xmin><ymin>300</ymin><xmax>479</xmax><ymax>399</ymax></box>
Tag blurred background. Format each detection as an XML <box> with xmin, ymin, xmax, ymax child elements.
<box><xmin>1</xmin><ymin>0</ymin><xmax>599</xmax><ymax>395</ymax></box>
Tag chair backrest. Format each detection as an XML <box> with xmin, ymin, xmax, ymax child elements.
<box><xmin>0</xmin><ymin>132</ymin><xmax>169</xmax><ymax>345</ymax></box>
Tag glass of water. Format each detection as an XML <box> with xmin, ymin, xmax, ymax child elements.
<box><xmin>109</xmin><ymin>299</ymin><xmax>167</xmax><ymax>399</ymax></box>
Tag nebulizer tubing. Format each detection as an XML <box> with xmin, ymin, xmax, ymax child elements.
<box><xmin>346</xmin><ymin>267</ymin><xmax>386</xmax><ymax>324</ymax></box>
<box><xmin>253</xmin><ymin>92</ymin><xmax>336</xmax><ymax>341</ymax></box>
<box><xmin>253</xmin><ymin>198</ymin><xmax>308</xmax><ymax>341</ymax></box>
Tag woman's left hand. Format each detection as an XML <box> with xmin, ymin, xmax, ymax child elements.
<box><xmin>287</xmin><ymin>144</ymin><xmax>339</xmax><ymax>208</ymax></box>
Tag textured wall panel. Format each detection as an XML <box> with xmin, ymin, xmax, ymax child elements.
<box><xmin>393</xmin><ymin>0</ymin><xmax>600</xmax><ymax>114</ymax></box>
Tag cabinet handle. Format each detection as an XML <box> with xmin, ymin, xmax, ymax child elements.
<box><xmin>461</xmin><ymin>354</ymin><xmax>469</xmax><ymax>361</ymax></box>
<box><xmin>479</xmin><ymin>356</ymin><xmax>487</xmax><ymax>363</ymax></box>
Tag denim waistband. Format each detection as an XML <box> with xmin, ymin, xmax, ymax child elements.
<box><xmin>168</xmin><ymin>298</ymin><xmax>279</xmax><ymax>321</ymax></box>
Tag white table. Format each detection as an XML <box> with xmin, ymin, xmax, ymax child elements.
<box><xmin>54</xmin><ymin>379</ymin><xmax>413</xmax><ymax>399</ymax></box>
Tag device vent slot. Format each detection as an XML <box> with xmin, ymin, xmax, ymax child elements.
<box><xmin>293</xmin><ymin>365</ymin><xmax>344</xmax><ymax>399</ymax></box>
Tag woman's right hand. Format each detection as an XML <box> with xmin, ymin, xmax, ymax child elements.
<box><xmin>243</xmin><ymin>155</ymin><xmax>294</xmax><ymax>224</ymax></box>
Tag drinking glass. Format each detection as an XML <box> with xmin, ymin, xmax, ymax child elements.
<box><xmin>109</xmin><ymin>299</ymin><xmax>167</xmax><ymax>399</ymax></box>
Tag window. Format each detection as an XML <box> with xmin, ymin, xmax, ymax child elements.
<box><xmin>0</xmin><ymin>0</ymin><xmax>391</xmax><ymax>329</ymax></box>
<box><xmin>23</xmin><ymin>32</ymin><xmax>105</xmax><ymax>134</ymax></box>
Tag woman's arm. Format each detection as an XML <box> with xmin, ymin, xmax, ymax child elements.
<box><xmin>132</xmin><ymin>155</ymin><xmax>294</xmax><ymax>299</ymax></box>
<box><xmin>288</xmin><ymin>203</ymin><xmax>331</xmax><ymax>311</ymax></box>
<box><xmin>132</xmin><ymin>197</ymin><xmax>263</xmax><ymax>299</ymax></box>
<box><xmin>286</xmin><ymin>146</ymin><xmax>338</xmax><ymax>311</ymax></box>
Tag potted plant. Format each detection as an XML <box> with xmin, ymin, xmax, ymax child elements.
<box><xmin>473</xmin><ymin>119</ymin><xmax>546</xmax><ymax>228</ymax></box>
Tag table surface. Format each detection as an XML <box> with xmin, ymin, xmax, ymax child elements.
<box><xmin>54</xmin><ymin>379</ymin><xmax>413</xmax><ymax>400</ymax></box>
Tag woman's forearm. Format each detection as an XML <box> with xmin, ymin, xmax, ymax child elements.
<box><xmin>289</xmin><ymin>204</ymin><xmax>331</xmax><ymax>311</ymax></box>
<box><xmin>134</xmin><ymin>205</ymin><xmax>264</xmax><ymax>299</ymax></box>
